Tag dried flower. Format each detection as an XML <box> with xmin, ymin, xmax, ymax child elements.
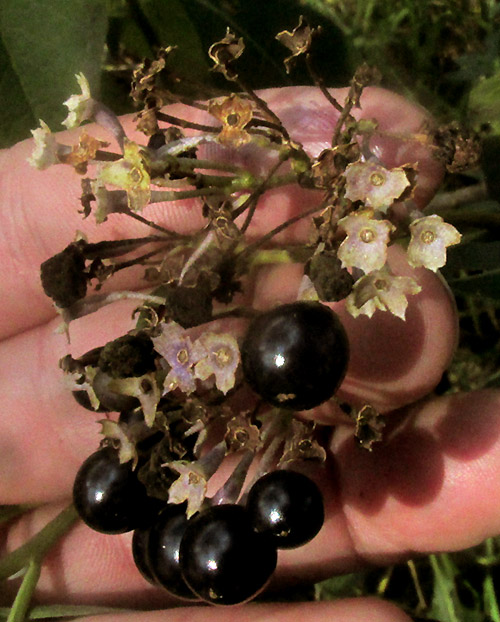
<box><xmin>338</xmin><ymin>211</ymin><xmax>395</xmax><ymax>274</ymax></box>
<box><xmin>344</xmin><ymin>160</ymin><xmax>411</xmax><ymax>212</ymax></box>
<box><xmin>98</xmin><ymin>140</ymin><xmax>151</xmax><ymax>212</ymax></box>
<box><xmin>225</xmin><ymin>414</ymin><xmax>260</xmax><ymax>452</ymax></box>
<box><xmin>208</xmin><ymin>94</ymin><xmax>253</xmax><ymax>147</ymax></box>
<box><xmin>88</xmin><ymin>180</ymin><xmax>128</xmax><ymax>223</ymax></box>
<box><xmin>208</xmin><ymin>29</ymin><xmax>245</xmax><ymax>80</ymax></box>
<box><xmin>346</xmin><ymin>270</ymin><xmax>421</xmax><ymax>320</ymax></box>
<box><xmin>62</xmin><ymin>73</ymin><xmax>94</xmax><ymax>129</ymax></box>
<box><xmin>276</xmin><ymin>16</ymin><xmax>314</xmax><ymax>74</ymax></box>
<box><xmin>59</xmin><ymin>131</ymin><xmax>109</xmax><ymax>174</ymax></box>
<box><xmin>194</xmin><ymin>332</ymin><xmax>240</xmax><ymax>394</ymax></box>
<box><xmin>407</xmin><ymin>214</ymin><xmax>461</xmax><ymax>271</ymax></box>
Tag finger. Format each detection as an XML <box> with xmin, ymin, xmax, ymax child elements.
<box><xmin>0</xmin><ymin>243</ymin><xmax>456</xmax><ymax>504</ymax></box>
<box><xmin>78</xmin><ymin>599</ymin><xmax>413</xmax><ymax>622</ymax></box>
<box><xmin>0</xmin><ymin>86</ymin><xmax>443</xmax><ymax>338</ymax></box>
<box><xmin>4</xmin><ymin>390</ymin><xmax>500</xmax><ymax>606</ymax></box>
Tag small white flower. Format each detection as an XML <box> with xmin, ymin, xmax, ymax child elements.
<box><xmin>407</xmin><ymin>214</ymin><xmax>461</xmax><ymax>272</ymax></box>
<box><xmin>27</xmin><ymin>120</ymin><xmax>59</xmax><ymax>169</ymax></box>
<box><xmin>338</xmin><ymin>211</ymin><xmax>395</xmax><ymax>274</ymax></box>
<box><xmin>346</xmin><ymin>270</ymin><xmax>421</xmax><ymax>320</ymax></box>
<box><xmin>62</xmin><ymin>73</ymin><xmax>94</xmax><ymax>129</ymax></box>
<box><xmin>344</xmin><ymin>160</ymin><xmax>411</xmax><ymax>213</ymax></box>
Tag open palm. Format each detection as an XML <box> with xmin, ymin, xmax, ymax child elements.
<box><xmin>1</xmin><ymin>86</ymin><xmax>499</xmax><ymax>622</ymax></box>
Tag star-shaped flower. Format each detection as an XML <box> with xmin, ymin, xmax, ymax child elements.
<box><xmin>345</xmin><ymin>270</ymin><xmax>421</xmax><ymax>320</ymax></box>
<box><xmin>27</xmin><ymin>120</ymin><xmax>61</xmax><ymax>169</ymax></box>
<box><xmin>98</xmin><ymin>139</ymin><xmax>151</xmax><ymax>212</ymax></box>
<box><xmin>344</xmin><ymin>160</ymin><xmax>411</xmax><ymax>212</ymax></box>
<box><xmin>193</xmin><ymin>332</ymin><xmax>240</xmax><ymax>394</ymax></box>
<box><xmin>208</xmin><ymin>94</ymin><xmax>253</xmax><ymax>147</ymax></box>
<box><xmin>152</xmin><ymin>322</ymin><xmax>204</xmax><ymax>395</ymax></box>
<box><xmin>407</xmin><ymin>214</ymin><xmax>461</xmax><ymax>272</ymax></box>
<box><xmin>338</xmin><ymin>211</ymin><xmax>395</xmax><ymax>274</ymax></box>
<box><xmin>166</xmin><ymin>461</ymin><xmax>208</xmax><ymax>518</ymax></box>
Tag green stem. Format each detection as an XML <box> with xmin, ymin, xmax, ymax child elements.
<box><xmin>0</xmin><ymin>505</ymin><xmax>78</xmax><ymax>580</ymax></box>
<box><xmin>484</xmin><ymin>571</ymin><xmax>500</xmax><ymax>622</ymax></box>
<box><xmin>6</xmin><ymin>559</ymin><xmax>41</xmax><ymax>622</ymax></box>
<box><xmin>175</xmin><ymin>157</ymin><xmax>243</xmax><ymax>173</ymax></box>
<box><xmin>149</xmin><ymin>187</ymin><xmax>228</xmax><ymax>202</ymax></box>
<box><xmin>429</xmin><ymin>553</ymin><xmax>460</xmax><ymax>622</ymax></box>
<box><xmin>248</xmin><ymin>249</ymin><xmax>294</xmax><ymax>266</ymax></box>
<box><xmin>0</xmin><ymin>506</ymin><xmax>36</xmax><ymax>528</ymax></box>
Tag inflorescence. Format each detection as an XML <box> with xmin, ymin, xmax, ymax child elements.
<box><xmin>31</xmin><ymin>18</ymin><xmax>462</xmax><ymax>605</ymax></box>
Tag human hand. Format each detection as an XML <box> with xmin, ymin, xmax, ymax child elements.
<box><xmin>1</xmin><ymin>86</ymin><xmax>499</xmax><ymax>622</ymax></box>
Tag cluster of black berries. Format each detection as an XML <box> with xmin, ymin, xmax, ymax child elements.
<box><xmin>73</xmin><ymin>445</ymin><xmax>324</xmax><ymax>605</ymax></box>
<box><xmin>69</xmin><ymin>300</ymin><xmax>349</xmax><ymax>605</ymax></box>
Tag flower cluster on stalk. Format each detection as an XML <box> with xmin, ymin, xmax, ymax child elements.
<box><xmin>29</xmin><ymin>17</ymin><xmax>468</xmax><ymax>525</ymax></box>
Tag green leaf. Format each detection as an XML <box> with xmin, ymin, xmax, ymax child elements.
<box><xmin>447</xmin><ymin>269</ymin><xmax>500</xmax><ymax>300</ymax></box>
<box><xmin>138</xmin><ymin>0</ymin><xmax>209</xmax><ymax>83</ymax></box>
<box><xmin>445</xmin><ymin>240</ymin><xmax>500</xmax><ymax>273</ymax></box>
<box><xmin>469</xmin><ymin>69</ymin><xmax>500</xmax><ymax>133</ymax></box>
<box><xmin>428</xmin><ymin>553</ymin><xmax>463</xmax><ymax>622</ymax></box>
<box><xmin>0</xmin><ymin>37</ymin><xmax>37</xmax><ymax>148</ymax></box>
<box><xmin>0</xmin><ymin>0</ymin><xmax>108</xmax><ymax>147</ymax></box>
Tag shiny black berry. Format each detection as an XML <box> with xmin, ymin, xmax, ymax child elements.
<box><xmin>241</xmin><ymin>301</ymin><xmax>349</xmax><ymax>410</ymax></box>
<box><xmin>147</xmin><ymin>504</ymin><xmax>198</xmax><ymax>600</ymax></box>
<box><xmin>132</xmin><ymin>526</ymin><xmax>157</xmax><ymax>586</ymax></box>
<box><xmin>73</xmin><ymin>446</ymin><xmax>162</xmax><ymax>534</ymax></box>
<box><xmin>179</xmin><ymin>504</ymin><xmax>277</xmax><ymax>605</ymax></box>
<box><xmin>246</xmin><ymin>470</ymin><xmax>324</xmax><ymax>549</ymax></box>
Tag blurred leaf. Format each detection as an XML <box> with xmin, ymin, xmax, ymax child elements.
<box><xmin>315</xmin><ymin>571</ymin><xmax>367</xmax><ymax>600</ymax></box>
<box><xmin>428</xmin><ymin>554</ymin><xmax>462</xmax><ymax>622</ymax></box>
<box><xmin>138</xmin><ymin>0</ymin><xmax>209</xmax><ymax>83</ymax></box>
<box><xmin>445</xmin><ymin>240</ymin><xmax>500</xmax><ymax>273</ymax></box>
<box><xmin>469</xmin><ymin>69</ymin><xmax>500</xmax><ymax>133</ymax></box>
<box><xmin>447</xmin><ymin>269</ymin><xmax>500</xmax><ymax>300</ymax></box>
<box><xmin>0</xmin><ymin>0</ymin><xmax>108</xmax><ymax>146</ymax></box>
<box><xmin>0</xmin><ymin>36</ymin><xmax>36</xmax><ymax>147</ymax></box>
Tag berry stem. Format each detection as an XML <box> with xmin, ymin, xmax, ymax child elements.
<box><xmin>0</xmin><ymin>505</ymin><xmax>78</xmax><ymax>581</ymax></box>
<box><xmin>6</xmin><ymin>558</ymin><xmax>41</xmax><ymax>622</ymax></box>
<box><xmin>0</xmin><ymin>505</ymin><xmax>36</xmax><ymax>528</ymax></box>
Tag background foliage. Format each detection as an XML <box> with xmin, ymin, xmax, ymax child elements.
<box><xmin>2</xmin><ymin>1</ymin><xmax>500</xmax><ymax>620</ymax></box>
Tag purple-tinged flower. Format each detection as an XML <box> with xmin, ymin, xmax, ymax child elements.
<box><xmin>193</xmin><ymin>332</ymin><xmax>240</xmax><ymax>394</ymax></box>
<box><xmin>346</xmin><ymin>270</ymin><xmax>421</xmax><ymax>320</ymax></box>
<box><xmin>344</xmin><ymin>160</ymin><xmax>411</xmax><ymax>212</ymax></box>
<box><xmin>338</xmin><ymin>211</ymin><xmax>395</xmax><ymax>274</ymax></box>
<box><xmin>152</xmin><ymin>322</ymin><xmax>204</xmax><ymax>395</ymax></box>
<box><xmin>407</xmin><ymin>214</ymin><xmax>461</xmax><ymax>271</ymax></box>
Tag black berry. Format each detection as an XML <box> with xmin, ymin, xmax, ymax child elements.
<box><xmin>73</xmin><ymin>446</ymin><xmax>162</xmax><ymax>534</ymax></box>
<box><xmin>132</xmin><ymin>526</ymin><xmax>157</xmax><ymax>586</ymax></box>
<box><xmin>179</xmin><ymin>504</ymin><xmax>277</xmax><ymax>605</ymax></box>
<box><xmin>147</xmin><ymin>504</ymin><xmax>198</xmax><ymax>600</ymax></box>
<box><xmin>241</xmin><ymin>301</ymin><xmax>349</xmax><ymax>410</ymax></box>
<box><xmin>246</xmin><ymin>470</ymin><xmax>324</xmax><ymax>548</ymax></box>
